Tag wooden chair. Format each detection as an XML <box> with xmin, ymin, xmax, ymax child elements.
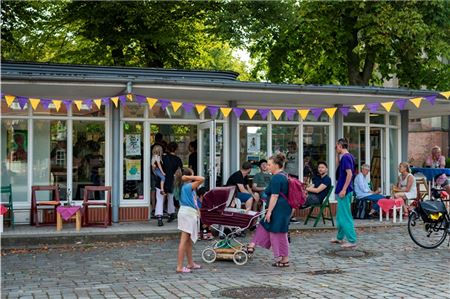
<box><xmin>82</xmin><ymin>186</ymin><xmax>112</xmax><ymax>227</ymax></box>
<box><xmin>31</xmin><ymin>185</ymin><xmax>61</xmax><ymax>226</ymax></box>
<box><xmin>415</xmin><ymin>177</ymin><xmax>429</xmax><ymax>201</ymax></box>
<box><xmin>304</xmin><ymin>186</ymin><xmax>335</xmax><ymax>227</ymax></box>
<box><xmin>1</xmin><ymin>184</ymin><xmax>14</xmax><ymax>228</ymax></box>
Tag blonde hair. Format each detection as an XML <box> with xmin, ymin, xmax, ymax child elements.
<box><xmin>399</xmin><ymin>162</ymin><xmax>410</xmax><ymax>173</ymax></box>
<box><xmin>152</xmin><ymin>145</ymin><xmax>163</xmax><ymax>157</ymax></box>
<box><xmin>431</xmin><ymin>146</ymin><xmax>441</xmax><ymax>156</ymax></box>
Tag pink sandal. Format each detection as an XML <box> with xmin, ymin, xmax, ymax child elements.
<box><xmin>187</xmin><ymin>263</ymin><xmax>202</xmax><ymax>270</ymax></box>
<box><xmin>176</xmin><ymin>266</ymin><xmax>192</xmax><ymax>273</ymax></box>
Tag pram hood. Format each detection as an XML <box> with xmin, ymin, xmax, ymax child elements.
<box><xmin>201</xmin><ymin>186</ymin><xmax>235</xmax><ymax>213</ymax></box>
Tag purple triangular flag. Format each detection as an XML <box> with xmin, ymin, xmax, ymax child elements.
<box><xmin>119</xmin><ymin>95</ymin><xmax>127</xmax><ymax>106</ymax></box>
<box><xmin>259</xmin><ymin>108</ymin><xmax>270</xmax><ymax>120</ymax></box>
<box><xmin>84</xmin><ymin>99</ymin><xmax>93</xmax><ymax>109</ymax></box>
<box><xmin>366</xmin><ymin>102</ymin><xmax>380</xmax><ymax>113</ymax></box>
<box><xmin>207</xmin><ymin>105</ymin><xmax>219</xmax><ymax>117</ymax></box>
<box><xmin>1</xmin><ymin>93</ymin><xmax>4</xmax><ymax>98</ymax></box>
<box><xmin>159</xmin><ymin>99</ymin><xmax>170</xmax><ymax>110</ymax></box>
<box><xmin>101</xmin><ymin>97</ymin><xmax>110</xmax><ymax>107</ymax></box>
<box><xmin>311</xmin><ymin>108</ymin><xmax>324</xmax><ymax>120</ymax></box>
<box><xmin>425</xmin><ymin>95</ymin><xmax>437</xmax><ymax>106</ymax></box>
<box><xmin>233</xmin><ymin>107</ymin><xmax>244</xmax><ymax>118</ymax></box>
<box><xmin>339</xmin><ymin>106</ymin><xmax>350</xmax><ymax>117</ymax></box>
<box><xmin>182</xmin><ymin>102</ymin><xmax>195</xmax><ymax>113</ymax></box>
<box><xmin>135</xmin><ymin>94</ymin><xmax>146</xmax><ymax>104</ymax></box>
<box><xmin>40</xmin><ymin>98</ymin><xmax>51</xmax><ymax>109</ymax></box>
<box><xmin>395</xmin><ymin>99</ymin><xmax>407</xmax><ymax>110</ymax></box>
<box><xmin>284</xmin><ymin>109</ymin><xmax>296</xmax><ymax>120</ymax></box>
<box><xmin>17</xmin><ymin>97</ymin><xmax>28</xmax><ymax>109</ymax></box>
<box><xmin>63</xmin><ymin>100</ymin><xmax>72</xmax><ymax>110</ymax></box>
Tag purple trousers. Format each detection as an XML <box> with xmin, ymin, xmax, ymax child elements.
<box><xmin>251</xmin><ymin>225</ymin><xmax>289</xmax><ymax>258</ymax></box>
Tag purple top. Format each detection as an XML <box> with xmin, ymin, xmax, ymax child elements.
<box><xmin>336</xmin><ymin>153</ymin><xmax>355</xmax><ymax>195</ymax></box>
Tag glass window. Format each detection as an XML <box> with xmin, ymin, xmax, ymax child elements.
<box><xmin>1</xmin><ymin>100</ymin><xmax>28</xmax><ymax>116</ymax></box>
<box><xmin>123</xmin><ymin>122</ymin><xmax>144</xmax><ymax>200</ymax></box>
<box><xmin>369</xmin><ymin>128</ymin><xmax>384</xmax><ymax>191</ymax></box>
<box><xmin>33</xmin><ymin>120</ymin><xmax>68</xmax><ymax>200</ymax></box>
<box><xmin>370</xmin><ymin>113</ymin><xmax>385</xmax><ymax>124</ymax></box>
<box><xmin>1</xmin><ymin>119</ymin><xmax>28</xmax><ymax>203</ymax></box>
<box><xmin>239</xmin><ymin>125</ymin><xmax>267</xmax><ymax>172</ymax></box>
<box><xmin>33</xmin><ymin>101</ymin><xmax>68</xmax><ymax>116</ymax></box>
<box><xmin>389</xmin><ymin>115</ymin><xmax>398</xmax><ymax>126</ymax></box>
<box><xmin>73</xmin><ymin>121</ymin><xmax>106</xmax><ymax>201</ymax></box>
<box><xmin>215</xmin><ymin>123</ymin><xmax>225</xmax><ymax>187</ymax></box>
<box><xmin>72</xmin><ymin>102</ymin><xmax>105</xmax><ymax>117</ymax></box>
<box><xmin>304</xmin><ymin>112</ymin><xmax>330</xmax><ymax>122</ymax></box>
<box><xmin>344</xmin><ymin>112</ymin><xmax>365</xmax><ymax>123</ymax></box>
<box><xmin>272</xmin><ymin>125</ymin><xmax>299</xmax><ymax>177</ymax></box>
<box><xmin>123</xmin><ymin>103</ymin><xmax>145</xmax><ymax>118</ymax></box>
<box><xmin>149</xmin><ymin>104</ymin><xmax>198</xmax><ymax>119</ymax></box>
<box><xmin>344</xmin><ymin>126</ymin><xmax>366</xmax><ymax>169</ymax></box>
<box><xmin>204</xmin><ymin>107</ymin><xmax>225</xmax><ymax>120</ymax></box>
<box><xmin>389</xmin><ymin>128</ymin><xmax>399</xmax><ymax>187</ymax></box>
<box><xmin>303</xmin><ymin>126</ymin><xmax>329</xmax><ymax>182</ymax></box>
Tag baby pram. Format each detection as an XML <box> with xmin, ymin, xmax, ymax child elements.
<box><xmin>200</xmin><ymin>186</ymin><xmax>264</xmax><ymax>265</ymax></box>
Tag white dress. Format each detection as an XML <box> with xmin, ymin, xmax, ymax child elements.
<box><xmin>399</xmin><ymin>173</ymin><xmax>417</xmax><ymax>200</ymax></box>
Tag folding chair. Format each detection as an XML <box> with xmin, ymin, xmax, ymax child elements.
<box><xmin>82</xmin><ymin>186</ymin><xmax>112</xmax><ymax>227</ymax></box>
<box><xmin>1</xmin><ymin>184</ymin><xmax>14</xmax><ymax>228</ymax></box>
<box><xmin>304</xmin><ymin>186</ymin><xmax>335</xmax><ymax>227</ymax></box>
<box><xmin>31</xmin><ymin>185</ymin><xmax>61</xmax><ymax>226</ymax></box>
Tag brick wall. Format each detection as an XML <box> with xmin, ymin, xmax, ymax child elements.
<box><xmin>408</xmin><ymin>131</ymin><xmax>449</xmax><ymax>167</ymax></box>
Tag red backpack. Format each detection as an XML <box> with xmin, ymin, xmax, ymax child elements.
<box><xmin>279</xmin><ymin>173</ymin><xmax>307</xmax><ymax>209</ymax></box>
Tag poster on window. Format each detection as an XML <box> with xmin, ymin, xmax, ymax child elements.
<box><xmin>125</xmin><ymin>159</ymin><xmax>141</xmax><ymax>180</ymax></box>
<box><xmin>125</xmin><ymin>134</ymin><xmax>141</xmax><ymax>156</ymax></box>
<box><xmin>247</xmin><ymin>133</ymin><xmax>260</xmax><ymax>153</ymax></box>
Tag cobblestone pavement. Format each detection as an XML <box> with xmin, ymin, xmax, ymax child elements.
<box><xmin>2</xmin><ymin>226</ymin><xmax>450</xmax><ymax>299</ymax></box>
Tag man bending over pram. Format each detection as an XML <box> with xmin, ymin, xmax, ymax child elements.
<box><xmin>226</xmin><ymin>162</ymin><xmax>260</xmax><ymax>212</ymax></box>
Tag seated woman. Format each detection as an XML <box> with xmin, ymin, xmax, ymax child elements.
<box><xmin>425</xmin><ymin>146</ymin><xmax>450</xmax><ymax>194</ymax></box>
<box><xmin>392</xmin><ymin>162</ymin><xmax>417</xmax><ymax>215</ymax></box>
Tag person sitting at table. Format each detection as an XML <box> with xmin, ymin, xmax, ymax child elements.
<box><xmin>425</xmin><ymin>145</ymin><xmax>450</xmax><ymax>194</ymax></box>
<box><xmin>302</xmin><ymin>161</ymin><xmax>331</xmax><ymax>208</ymax></box>
<box><xmin>392</xmin><ymin>162</ymin><xmax>417</xmax><ymax>215</ymax></box>
<box><xmin>354</xmin><ymin>164</ymin><xmax>385</xmax><ymax>217</ymax></box>
<box><xmin>226</xmin><ymin>162</ymin><xmax>260</xmax><ymax>212</ymax></box>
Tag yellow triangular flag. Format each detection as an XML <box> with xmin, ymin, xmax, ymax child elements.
<box><xmin>410</xmin><ymin>97</ymin><xmax>423</xmax><ymax>108</ymax></box>
<box><xmin>440</xmin><ymin>91</ymin><xmax>450</xmax><ymax>99</ymax></box>
<box><xmin>93</xmin><ymin>99</ymin><xmax>102</xmax><ymax>109</ymax></box>
<box><xmin>171</xmin><ymin>101</ymin><xmax>182</xmax><ymax>112</ymax></box>
<box><xmin>126</xmin><ymin>94</ymin><xmax>133</xmax><ymax>101</ymax></box>
<box><xmin>146</xmin><ymin>97</ymin><xmax>158</xmax><ymax>109</ymax></box>
<box><xmin>381</xmin><ymin>101</ymin><xmax>394</xmax><ymax>112</ymax></box>
<box><xmin>271</xmin><ymin>109</ymin><xmax>283</xmax><ymax>120</ymax></box>
<box><xmin>4</xmin><ymin>95</ymin><xmax>15</xmax><ymax>107</ymax></box>
<box><xmin>74</xmin><ymin>100</ymin><xmax>83</xmax><ymax>111</ymax></box>
<box><xmin>246</xmin><ymin>109</ymin><xmax>257</xmax><ymax>119</ymax></box>
<box><xmin>29</xmin><ymin>98</ymin><xmax>40</xmax><ymax>110</ymax></box>
<box><xmin>220</xmin><ymin>107</ymin><xmax>232</xmax><ymax>118</ymax></box>
<box><xmin>195</xmin><ymin>104</ymin><xmax>206</xmax><ymax>114</ymax></box>
<box><xmin>353</xmin><ymin>104</ymin><xmax>365</xmax><ymax>113</ymax></box>
<box><xmin>52</xmin><ymin>100</ymin><xmax>62</xmax><ymax>111</ymax></box>
<box><xmin>324</xmin><ymin>107</ymin><xmax>337</xmax><ymax>119</ymax></box>
<box><xmin>111</xmin><ymin>97</ymin><xmax>119</xmax><ymax>108</ymax></box>
<box><xmin>298</xmin><ymin>109</ymin><xmax>309</xmax><ymax>120</ymax></box>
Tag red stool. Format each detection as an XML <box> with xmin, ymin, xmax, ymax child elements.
<box><xmin>82</xmin><ymin>186</ymin><xmax>112</xmax><ymax>227</ymax></box>
<box><xmin>30</xmin><ymin>185</ymin><xmax>61</xmax><ymax>226</ymax></box>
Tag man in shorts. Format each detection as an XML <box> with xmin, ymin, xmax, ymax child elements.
<box><xmin>226</xmin><ymin>162</ymin><xmax>260</xmax><ymax>211</ymax></box>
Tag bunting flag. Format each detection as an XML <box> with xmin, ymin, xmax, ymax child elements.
<box><xmin>353</xmin><ymin>104</ymin><xmax>365</xmax><ymax>113</ymax></box>
<box><xmin>74</xmin><ymin>100</ymin><xmax>83</xmax><ymax>111</ymax></box>
<box><xmin>298</xmin><ymin>109</ymin><xmax>309</xmax><ymax>120</ymax></box>
<box><xmin>195</xmin><ymin>104</ymin><xmax>206</xmax><ymax>114</ymax></box>
<box><xmin>102</xmin><ymin>97</ymin><xmax>111</xmax><ymax>107</ymax></box>
<box><xmin>146</xmin><ymin>97</ymin><xmax>158</xmax><ymax>109</ymax></box>
<box><xmin>339</xmin><ymin>106</ymin><xmax>350</xmax><ymax>117</ymax></box>
<box><xmin>17</xmin><ymin>97</ymin><xmax>28</xmax><ymax>109</ymax></box>
<box><xmin>271</xmin><ymin>109</ymin><xmax>283</xmax><ymax>120</ymax></box>
<box><xmin>119</xmin><ymin>95</ymin><xmax>127</xmax><ymax>106</ymax></box>
<box><xmin>63</xmin><ymin>99</ymin><xmax>72</xmax><ymax>110</ymax></box>
<box><xmin>41</xmin><ymin>99</ymin><xmax>51</xmax><ymax>109</ymax></box>
<box><xmin>135</xmin><ymin>95</ymin><xmax>146</xmax><ymax>104</ymax></box>
<box><xmin>220</xmin><ymin>107</ymin><xmax>232</xmax><ymax>118</ymax></box>
<box><xmin>93</xmin><ymin>99</ymin><xmax>102</xmax><ymax>109</ymax></box>
<box><xmin>424</xmin><ymin>95</ymin><xmax>437</xmax><ymax>106</ymax></box>
<box><xmin>366</xmin><ymin>103</ymin><xmax>380</xmax><ymax>113</ymax></box>
<box><xmin>181</xmin><ymin>102</ymin><xmax>193</xmax><ymax>113</ymax></box>
<box><xmin>84</xmin><ymin>99</ymin><xmax>93</xmax><ymax>109</ymax></box>
<box><xmin>284</xmin><ymin>109</ymin><xmax>296</xmax><ymax>120</ymax></box>
<box><xmin>233</xmin><ymin>107</ymin><xmax>244</xmax><ymax>118</ymax></box>
<box><xmin>410</xmin><ymin>97</ymin><xmax>423</xmax><ymax>108</ymax></box>
<box><xmin>311</xmin><ymin>108</ymin><xmax>323</xmax><ymax>120</ymax></box>
<box><xmin>324</xmin><ymin>107</ymin><xmax>337</xmax><ymax>119</ymax></box>
<box><xmin>259</xmin><ymin>109</ymin><xmax>270</xmax><ymax>120</ymax></box>
<box><xmin>111</xmin><ymin>97</ymin><xmax>119</xmax><ymax>108</ymax></box>
<box><xmin>440</xmin><ymin>91</ymin><xmax>450</xmax><ymax>99</ymax></box>
<box><xmin>53</xmin><ymin>100</ymin><xmax>62</xmax><ymax>111</ymax></box>
<box><xmin>381</xmin><ymin>101</ymin><xmax>394</xmax><ymax>112</ymax></box>
<box><xmin>395</xmin><ymin>99</ymin><xmax>407</xmax><ymax>110</ymax></box>
<box><xmin>126</xmin><ymin>94</ymin><xmax>133</xmax><ymax>101</ymax></box>
<box><xmin>29</xmin><ymin>98</ymin><xmax>40</xmax><ymax>110</ymax></box>
<box><xmin>171</xmin><ymin>101</ymin><xmax>182</xmax><ymax>113</ymax></box>
<box><xmin>159</xmin><ymin>99</ymin><xmax>170</xmax><ymax>110</ymax></box>
<box><xmin>246</xmin><ymin>109</ymin><xmax>257</xmax><ymax>119</ymax></box>
<box><xmin>5</xmin><ymin>95</ymin><xmax>15</xmax><ymax>107</ymax></box>
<box><xmin>207</xmin><ymin>106</ymin><xmax>219</xmax><ymax>117</ymax></box>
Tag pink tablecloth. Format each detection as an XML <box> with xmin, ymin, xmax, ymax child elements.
<box><xmin>56</xmin><ymin>206</ymin><xmax>81</xmax><ymax>221</ymax></box>
<box><xmin>378</xmin><ymin>198</ymin><xmax>404</xmax><ymax>213</ymax></box>
<box><xmin>0</xmin><ymin>204</ymin><xmax>8</xmax><ymax>216</ymax></box>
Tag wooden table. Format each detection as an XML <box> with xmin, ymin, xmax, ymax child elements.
<box><xmin>56</xmin><ymin>206</ymin><xmax>81</xmax><ymax>231</ymax></box>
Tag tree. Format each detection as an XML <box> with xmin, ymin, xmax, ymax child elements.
<box><xmin>213</xmin><ymin>0</ymin><xmax>450</xmax><ymax>89</ymax></box>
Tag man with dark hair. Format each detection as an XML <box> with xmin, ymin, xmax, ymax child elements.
<box><xmin>302</xmin><ymin>161</ymin><xmax>332</xmax><ymax>208</ymax></box>
<box><xmin>226</xmin><ymin>162</ymin><xmax>260</xmax><ymax>211</ymax></box>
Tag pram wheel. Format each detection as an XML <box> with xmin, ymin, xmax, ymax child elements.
<box><xmin>233</xmin><ymin>250</ymin><xmax>248</xmax><ymax>265</ymax></box>
<box><xmin>202</xmin><ymin>248</ymin><xmax>217</xmax><ymax>264</ymax></box>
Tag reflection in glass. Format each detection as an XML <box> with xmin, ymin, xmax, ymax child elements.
<box><xmin>72</xmin><ymin>102</ymin><xmax>105</xmax><ymax>117</ymax></box>
<box><xmin>389</xmin><ymin>128</ymin><xmax>399</xmax><ymax>187</ymax></box>
<box><xmin>122</xmin><ymin>122</ymin><xmax>143</xmax><ymax>200</ymax></box>
<box><xmin>344</xmin><ymin>112</ymin><xmax>365</xmax><ymax>123</ymax></box>
<box><xmin>369</xmin><ymin>128</ymin><xmax>384</xmax><ymax>191</ymax></box>
<box><xmin>272</xmin><ymin>125</ymin><xmax>298</xmax><ymax>177</ymax></box>
<box><xmin>344</xmin><ymin>126</ymin><xmax>366</xmax><ymax>168</ymax></box>
<box><xmin>239</xmin><ymin>125</ymin><xmax>267</xmax><ymax>174</ymax></box>
<box><xmin>1</xmin><ymin>101</ymin><xmax>28</xmax><ymax>116</ymax></box>
<box><xmin>303</xmin><ymin>126</ymin><xmax>329</xmax><ymax>182</ymax></box>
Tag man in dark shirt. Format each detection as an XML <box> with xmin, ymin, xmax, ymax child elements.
<box><xmin>226</xmin><ymin>162</ymin><xmax>260</xmax><ymax>211</ymax></box>
<box><xmin>303</xmin><ymin>161</ymin><xmax>332</xmax><ymax>207</ymax></box>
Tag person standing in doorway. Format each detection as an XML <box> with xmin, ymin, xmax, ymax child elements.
<box><xmin>331</xmin><ymin>138</ymin><xmax>357</xmax><ymax>248</ymax></box>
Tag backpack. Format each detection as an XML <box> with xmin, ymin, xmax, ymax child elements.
<box><xmin>279</xmin><ymin>173</ymin><xmax>307</xmax><ymax>209</ymax></box>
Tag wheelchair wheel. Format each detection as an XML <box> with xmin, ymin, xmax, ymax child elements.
<box><xmin>202</xmin><ymin>248</ymin><xmax>217</xmax><ymax>263</ymax></box>
<box><xmin>233</xmin><ymin>250</ymin><xmax>248</xmax><ymax>265</ymax></box>
<box><xmin>408</xmin><ymin>211</ymin><xmax>448</xmax><ymax>249</ymax></box>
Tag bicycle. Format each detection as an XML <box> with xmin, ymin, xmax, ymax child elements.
<box><xmin>408</xmin><ymin>193</ymin><xmax>450</xmax><ymax>249</ymax></box>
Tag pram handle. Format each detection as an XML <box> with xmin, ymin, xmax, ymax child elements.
<box><xmin>206</xmin><ymin>202</ymin><xmax>227</xmax><ymax>212</ymax></box>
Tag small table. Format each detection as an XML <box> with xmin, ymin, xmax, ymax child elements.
<box><xmin>56</xmin><ymin>206</ymin><xmax>81</xmax><ymax>231</ymax></box>
<box><xmin>378</xmin><ymin>198</ymin><xmax>404</xmax><ymax>223</ymax></box>
<box><xmin>411</xmin><ymin>167</ymin><xmax>450</xmax><ymax>198</ymax></box>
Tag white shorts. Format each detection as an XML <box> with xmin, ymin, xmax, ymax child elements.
<box><xmin>177</xmin><ymin>206</ymin><xmax>199</xmax><ymax>243</ymax></box>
